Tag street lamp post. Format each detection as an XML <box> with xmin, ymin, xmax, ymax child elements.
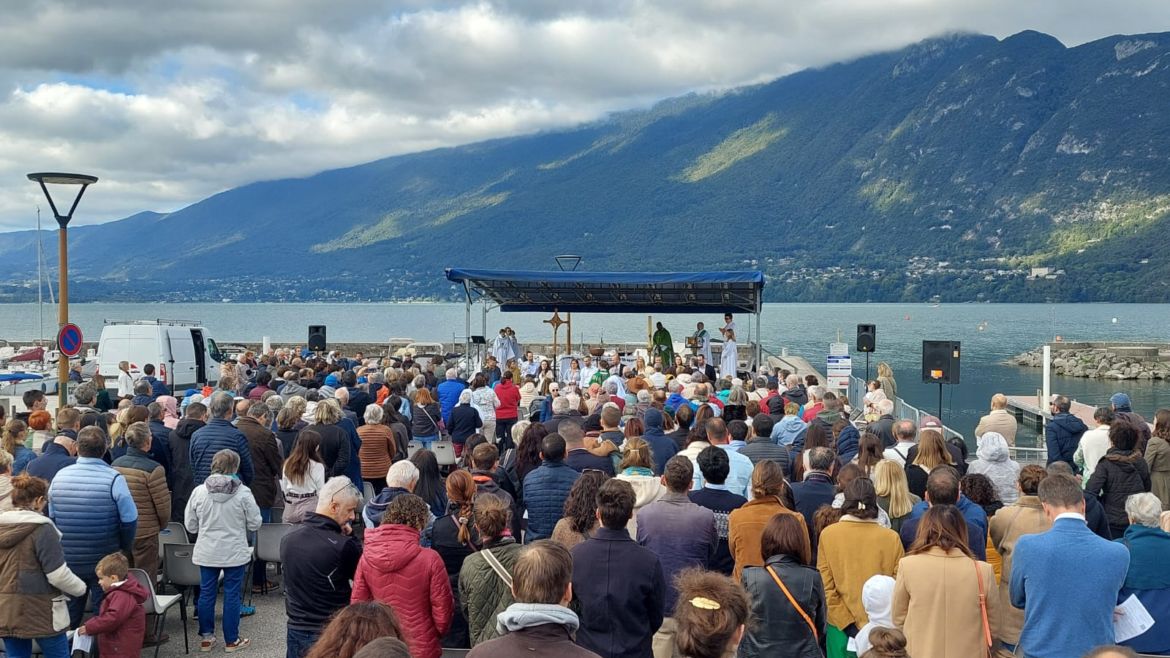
<box><xmin>27</xmin><ymin>173</ymin><xmax>98</xmax><ymax>406</ymax></box>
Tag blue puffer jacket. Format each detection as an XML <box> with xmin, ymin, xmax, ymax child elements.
<box><xmin>48</xmin><ymin>458</ymin><xmax>138</xmax><ymax>575</ymax></box>
<box><xmin>836</xmin><ymin>423</ymin><xmax>860</xmax><ymax>464</ymax></box>
<box><xmin>1046</xmin><ymin>413</ymin><xmax>1088</xmax><ymax>471</ymax></box>
<box><xmin>11</xmin><ymin>444</ymin><xmax>35</xmax><ymax>476</ymax></box>
<box><xmin>437</xmin><ymin>379</ymin><xmax>466</xmax><ymax>424</ymax></box>
<box><xmin>190</xmin><ymin>418</ymin><xmax>255</xmax><ymax>487</ymax></box>
<box><xmin>522</xmin><ymin>460</ymin><xmax>580</xmax><ymax>542</ymax></box>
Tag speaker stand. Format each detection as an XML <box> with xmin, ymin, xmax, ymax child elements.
<box><xmin>865</xmin><ymin>352</ymin><xmax>870</xmax><ymax>384</ymax></box>
<box><xmin>937</xmin><ymin>383</ymin><xmax>944</xmax><ymax>423</ymax></box>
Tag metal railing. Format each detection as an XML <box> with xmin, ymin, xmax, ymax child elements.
<box><xmin>848</xmin><ymin>376</ymin><xmax>966</xmax><ymax>444</ymax></box>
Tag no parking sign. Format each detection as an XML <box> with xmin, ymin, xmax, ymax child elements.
<box><xmin>58</xmin><ymin>323</ymin><xmax>83</xmax><ymax>357</ymax></box>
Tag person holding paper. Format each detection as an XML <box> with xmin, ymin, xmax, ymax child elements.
<box><xmin>1113</xmin><ymin>492</ymin><xmax>1170</xmax><ymax>654</ymax></box>
<box><xmin>1010</xmin><ymin>473</ymin><xmax>1129</xmax><ymax>658</ymax></box>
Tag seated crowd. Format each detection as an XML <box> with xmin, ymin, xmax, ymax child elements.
<box><xmin>2</xmin><ymin>349</ymin><xmax>1169</xmax><ymax>658</ymax></box>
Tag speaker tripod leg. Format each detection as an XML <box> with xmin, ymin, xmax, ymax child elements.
<box><xmin>937</xmin><ymin>383</ymin><xmax>944</xmax><ymax>423</ymax></box>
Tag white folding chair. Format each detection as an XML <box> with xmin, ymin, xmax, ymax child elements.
<box><xmin>433</xmin><ymin>440</ymin><xmax>457</xmax><ymax>466</ymax></box>
<box><xmin>129</xmin><ymin>568</ymin><xmax>182</xmax><ymax>658</ymax></box>
<box><xmin>407</xmin><ymin>440</ymin><xmax>422</xmax><ymax>458</ymax></box>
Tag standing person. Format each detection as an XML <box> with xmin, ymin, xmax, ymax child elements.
<box><xmin>817</xmin><ymin>478</ymin><xmax>904</xmax><ymax>658</ymax></box>
<box><xmin>740</xmin><ymin>514</ymin><xmax>826</xmax><ymax>658</ymax></box>
<box><xmin>1010</xmin><ymin>474</ymin><xmax>1129</xmax><ymax>658</ymax></box>
<box><xmin>719</xmin><ymin>329</ymin><xmax>738</xmax><ymax>378</ymax></box>
<box><xmin>411</xmin><ymin>388</ymin><xmax>443</xmax><ymax>451</ymax></box>
<box><xmin>237</xmin><ymin>404</ymin><xmax>282</xmax><ymax>592</ymax></box>
<box><xmin>671</xmin><ymin>569</ymin><xmax>750</xmax><ymax>658</ymax></box>
<box><xmin>48</xmin><ymin>427</ymin><xmax>138</xmax><ymax>628</ymax></box>
<box><xmin>892</xmin><ymin>505</ymin><xmax>1000</xmax><ymax>657</ymax></box>
<box><xmin>411</xmin><ymin>449</ymin><xmax>449</xmax><ymax>519</ymax></box>
<box><xmin>571</xmin><ymin>479</ymin><xmax>666</xmax><ymax>658</ymax></box>
<box><xmin>437</xmin><ymin>369</ymin><xmax>466</xmax><ymax>426</ymax></box>
<box><xmin>1111</xmin><ymin>392</ymin><xmax>1152</xmax><ymax>454</ymax></box>
<box><xmin>552</xmin><ymin>472</ymin><xmax>607</xmax><ymax>549</ymax></box>
<box><xmin>1113</xmin><ymin>492</ymin><xmax>1170</xmax><ymax>655</ymax></box>
<box><xmin>1045</xmin><ymin>395</ymin><xmax>1088</xmax><ymax>471</ymax></box>
<box><xmin>1087</xmin><ymin>417</ymin><xmax>1152</xmax><ymax>539</ymax></box>
<box><xmin>875</xmin><ymin>362</ymin><xmax>897</xmax><ymax>400</ymax></box>
<box><xmin>738</xmin><ymin>414</ymin><xmax>790</xmax><ymax>470</ymax></box>
<box><xmin>0</xmin><ymin>474</ymin><xmax>88</xmax><ymax>658</ymax></box>
<box><xmin>523</xmin><ymin>434</ymin><xmax>582</xmax><ymax>542</ymax></box>
<box><xmin>281</xmin><ymin>478</ymin><xmax>363</xmax><ymax>658</ymax></box>
<box><xmin>2</xmin><ymin>421</ymin><xmax>34</xmax><ymax>476</ymax></box>
<box><xmin>75</xmin><ymin>552</ymin><xmax>148</xmax><ymax>658</ymax></box>
<box><xmin>184</xmin><ymin>449</ymin><xmax>262</xmax><ymax>653</ymax></box>
<box><xmin>904</xmin><ymin>430</ymin><xmax>951</xmax><ymax>499</ymax></box>
<box><xmin>494</xmin><ymin>372</ymin><xmax>521</xmax><ymax>450</ymax></box>
<box><xmin>117</xmin><ymin>361</ymin><xmax>136</xmax><ymax>399</ymax></box>
<box><xmin>636</xmin><ymin>456</ymin><xmax>716</xmax><ymax>658</ymax></box>
<box><xmin>641</xmin><ymin>408</ymin><xmax>679</xmax><ymax>475</ymax></box>
<box><xmin>449</xmin><ymin>390</ymin><xmax>484</xmax><ymax>457</ymax></box>
<box><xmin>1145</xmin><ymin>408</ymin><xmax>1170</xmax><ymax>510</ymax></box>
<box><xmin>652</xmin><ymin>323</ymin><xmax>674</xmax><ymax>373</ymax></box>
<box><xmin>352</xmin><ymin>494</ymin><xmax>453</xmax><ymax>658</ymax></box>
<box><xmin>1075</xmin><ymin>407</ymin><xmax>1115</xmax><ymax>487</ymax></box>
<box><xmin>309</xmin><ymin>399</ymin><xmax>351</xmax><ymax>479</ymax></box>
<box><xmin>458</xmin><ymin>494</ymin><xmax>522</xmax><ymax>647</ymax></box>
<box><xmin>873</xmin><ymin>459</ymin><xmax>920</xmax><ymax>534</ymax></box>
<box><xmin>968</xmin><ymin>432</ymin><xmax>1022</xmax><ymax>504</ymax></box>
<box><xmin>789</xmin><ymin>447</ymin><xmax>838</xmax><ymax>551</ymax></box>
<box><xmin>110</xmin><ymin>422</ymin><xmax>170</xmax><ymax>583</ymax></box>
<box><xmin>881</xmin><ymin>421</ymin><xmax>916</xmax><ymax>468</ymax></box>
<box><xmin>357</xmin><ymin>404</ymin><xmax>396</xmax><ymax>494</ymax></box>
<box><xmin>190</xmin><ymin>391</ymin><xmax>255</xmax><ymax>486</ymax></box>
<box><xmin>688</xmin><ymin>447</ymin><xmax>747</xmax><ymax>576</ymax></box>
<box><xmin>728</xmin><ymin>461</ymin><xmax>806</xmax><ymax>580</ymax></box>
<box><xmin>470</xmin><ymin>374</ymin><xmax>501</xmax><ymax>444</ymax></box>
<box><xmin>431</xmin><ymin>470</ymin><xmax>478</xmax><ymax>648</ymax></box>
<box><xmin>169</xmin><ymin>401</ymin><xmax>205</xmax><ymax>523</ymax></box>
<box><xmin>466</xmin><ymin>541</ymin><xmax>600</xmax><ymax>658</ymax></box>
<box><xmin>691</xmin><ymin>322</ymin><xmax>712</xmax><ymax>367</ymax></box>
<box><xmin>303</xmin><ymin>602</ymin><xmax>405</xmax><ymax>658</ymax></box>
<box><xmin>281</xmin><ymin>430</ymin><xmax>327</xmax><ymax>524</ymax></box>
<box><xmin>975</xmin><ymin>394</ymin><xmax>1018</xmax><ymax>445</ymax></box>
<box><xmin>989</xmin><ymin>465</ymin><xmax>1050</xmax><ymax>653</ymax></box>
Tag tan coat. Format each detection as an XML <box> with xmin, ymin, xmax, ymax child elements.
<box><xmin>988</xmin><ymin>495</ymin><xmax>1051</xmax><ymax>644</ymax></box>
<box><xmin>817</xmin><ymin>517</ymin><xmax>903</xmax><ymax>629</ymax></box>
<box><xmin>975</xmin><ymin>409</ymin><xmax>1018</xmax><ymax>445</ymax></box>
<box><xmin>1145</xmin><ymin>436</ymin><xmax>1170</xmax><ymax>510</ymax></box>
<box><xmin>728</xmin><ymin>496</ymin><xmax>807</xmax><ymax>581</ymax></box>
<box><xmin>893</xmin><ymin>547</ymin><xmax>999</xmax><ymax>658</ymax></box>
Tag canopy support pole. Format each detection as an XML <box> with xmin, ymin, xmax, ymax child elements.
<box><xmin>755</xmin><ymin>306</ymin><xmax>762</xmax><ymax>374</ymax></box>
<box><xmin>463</xmin><ymin>281</ymin><xmax>472</xmax><ymax>373</ymax></box>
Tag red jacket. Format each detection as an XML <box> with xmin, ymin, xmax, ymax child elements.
<box><xmin>352</xmin><ymin>523</ymin><xmax>453</xmax><ymax>658</ymax></box>
<box><xmin>801</xmin><ymin>402</ymin><xmax>823</xmax><ymax>423</ymax></box>
<box><xmin>83</xmin><ymin>577</ymin><xmax>147</xmax><ymax>658</ymax></box>
<box><xmin>493</xmin><ymin>381</ymin><xmax>520</xmax><ymax>421</ymax></box>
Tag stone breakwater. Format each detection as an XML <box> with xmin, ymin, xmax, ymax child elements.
<box><xmin>1009</xmin><ymin>342</ymin><xmax>1170</xmax><ymax>380</ymax></box>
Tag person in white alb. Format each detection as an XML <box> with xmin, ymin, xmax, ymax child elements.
<box><xmin>116</xmin><ymin>361</ymin><xmax>136</xmax><ymax>399</ymax></box>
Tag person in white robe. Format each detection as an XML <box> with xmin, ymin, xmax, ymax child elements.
<box><xmin>720</xmin><ymin>328</ymin><xmax>738</xmax><ymax>377</ymax></box>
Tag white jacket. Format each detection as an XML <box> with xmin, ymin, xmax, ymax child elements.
<box><xmin>184</xmin><ymin>474</ymin><xmax>262</xmax><ymax>568</ymax></box>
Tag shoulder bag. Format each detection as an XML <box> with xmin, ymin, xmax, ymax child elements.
<box><xmin>481</xmin><ymin>547</ymin><xmax>513</xmax><ymax>589</ymax></box>
<box><xmin>766</xmin><ymin>565</ymin><xmax>818</xmax><ymax>641</ymax></box>
<box><xmin>974</xmin><ymin>559</ymin><xmax>994</xmax><ymax>658</ymax></box>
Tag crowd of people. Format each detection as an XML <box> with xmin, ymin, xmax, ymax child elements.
<box><xmin>1</xmin><ymin>341</ymin><xmax>1169</xmax><ymax>658</ymax></box>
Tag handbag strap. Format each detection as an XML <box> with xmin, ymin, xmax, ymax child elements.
<box><xmin>419</xmin><ymin>404</ymin><xmax>440</xmax><ymax>432</ymax></box>
<box><xmin>974</xmin><ymin>559</ymin><xmax>993</xmax><ymax>654</ymax></box>
<box><xmin>766</xmin><ymin>566</ymin><xmax>818</xmax><ymax>641</ymax></box>
<box><xmin>482</xmin><ymin>547</ymin><xmax>513</xmax><ymax>589</ymax></box>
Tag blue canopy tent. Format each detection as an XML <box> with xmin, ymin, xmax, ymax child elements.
<box><xmin>444</xmin><ymin>268</ymin><xmax>766</xmax><ymax>370</ymax></box>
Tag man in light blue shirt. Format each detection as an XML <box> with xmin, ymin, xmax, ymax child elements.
<box><xmin>522</xmin><ymin>351</ymin><xmax>540</xmax><ymax>377</ymax></box>
<box><xmin>679</xmin><ymin>417</ymin><xmax>753</xmax><ymax>499</ymax></box>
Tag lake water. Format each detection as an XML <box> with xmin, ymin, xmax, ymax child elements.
<box><xmin>6</xmin><ymin>302</ymin><xmax>1170</xmax><ymax>441</ymax></box>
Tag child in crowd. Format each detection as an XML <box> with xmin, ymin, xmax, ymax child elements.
<box><xmin>850</xmin><ymin>574</ymin><xmax>896</xmax><ymax>657</ymax></box>
<box><xmin>76</xmin><ymin>553</ymin><xmax>148</xmax><ymax>658</ymax></box>
<box><xmin>859</xmin><ymin>628</ymin><xmax>910</xmax><ymax>658</ymax></box>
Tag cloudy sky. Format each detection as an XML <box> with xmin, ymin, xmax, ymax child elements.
<box><xmin>1</xmin><ymin>0</ymin><xmax>1167</xmax><ymax>231</ymax></box>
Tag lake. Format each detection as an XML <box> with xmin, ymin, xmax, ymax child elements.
<box><xmin>5</xmin><ymin>301</ymin><xmax>1170</xmax><ymax>441</ymax></box>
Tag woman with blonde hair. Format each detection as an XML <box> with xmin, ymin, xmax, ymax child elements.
<box><xmin>905</xmin><ymin>430</ymin><xmax>951</xmax><ymax>499</ymax></box>
<box><xmin>876</xmin><ymin>362</ymin><xmax>897</xmax><ymax>399</ymax></box>
<box><xmin>728</xmin><ymin>460</ymin><xmax>805</xmax><ymax>579</ymax></box>
<box><xmin>615</xmin><ymin>436</ymin><xmax>666</xmax><ymax>538</ymax></box>
<box><xmin>311</xmin><ymin>398</ymin><xmax>351</xmax><ymax>478</ymax></box>
<box><xmin>874</xmin><ymin>459</ymin><xmax>920</xmax><ymax>533</ymax></box>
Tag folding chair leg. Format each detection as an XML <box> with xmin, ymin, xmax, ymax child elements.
<box><xmin>180</xmin><ymin>589</ymin><xmax>190</xmax><ymax>654</ymax></box>
<box><xmin>153</xmin><ymin>608</ymin><xmax>169</xmax><ymax>658</ymax></box>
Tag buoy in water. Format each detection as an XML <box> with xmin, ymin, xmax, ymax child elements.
<box><xmin>1112</xmin><ymin>317</ymin><xmax>1119</xmax><ymax>324</ymax></box>
<box><xmin>904</xmin><ymin>315</ymin><xmax>911</xmax><ymax>321</ymax></box>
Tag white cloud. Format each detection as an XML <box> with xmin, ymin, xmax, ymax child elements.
<box><xmin>0</xmin><ymin>0</ymin><xmax>1167</xmax><ymax>230</ymax></box>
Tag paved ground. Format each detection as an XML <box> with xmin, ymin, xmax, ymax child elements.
<box><xmin>154</xmin><ymin>570</ymin><xmax>288</xmax><ymax>658</ymax></box>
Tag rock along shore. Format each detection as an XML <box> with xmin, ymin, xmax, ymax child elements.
<box><xmin>1008</xmin><ymin>342</ymin><xmax>1170</xmax><ymax>380</ymax></box>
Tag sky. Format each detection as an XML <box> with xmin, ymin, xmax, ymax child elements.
<box><xmin>1</xmin><ymin>0</ymin><xmax>1168</xmax><ymax>231</ymax></box>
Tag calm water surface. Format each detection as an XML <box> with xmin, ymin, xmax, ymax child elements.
<box><xmin>5</xmin><ymin>302</ymin><xmax>1169</xmax><ymax>440</ymax></box>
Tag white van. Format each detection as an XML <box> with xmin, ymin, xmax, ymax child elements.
<box><xmin>97</xmin><ymin>320</ymin><xmax>224</xmax><ymax>393</ymax></box>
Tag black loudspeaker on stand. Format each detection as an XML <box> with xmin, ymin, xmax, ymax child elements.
<box><xmin>922</xmin><ymin>340</ymin><xmax>961</xmax><ymax>422</ymax></box>
<box><xmin>857</xmin><ymin>324</ymin><xmax>876</xmax><ymax>381</ymax></box>
<box><xmin>308</xmin><ymin>325</ymin><xmax>327</xmax><ymax>352</ymax></box>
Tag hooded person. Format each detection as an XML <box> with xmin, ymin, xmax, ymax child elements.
<box><xmin>641</xmin><ymin>408</ymin><xmax>678</xmax><ymax>475</ymax></box>
<box><xmin>771</xmin><ymin>403</ymin><xmax>808</xmax><ymax>450</ymax></box>
<box><xmin>849</xmin><ymin>574</ymin><xmax>896</xmax><ymax>657</ymax></box>
<box><xmin>968</xmin><ymin>432</ymin><xmax>1022</xmax><ymax>504</ymax></box>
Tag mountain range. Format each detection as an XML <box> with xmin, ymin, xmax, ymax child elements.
<box><xmin>3</xmin><ymin>29</ymin><xmax>1170</xmax><ymax>303</ymax></box>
